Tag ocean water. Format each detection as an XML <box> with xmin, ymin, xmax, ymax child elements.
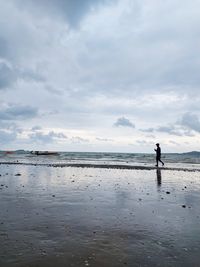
<box><xmin>0</xmin><ymin>150</ymin><xmax>200</xmax><ymax>170</ymax></box>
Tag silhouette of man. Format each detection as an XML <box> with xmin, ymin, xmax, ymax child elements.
<box><xmin>154</xmin><ymin>143</ymin><xmax>164</xmax><ymax>167</ymax></box>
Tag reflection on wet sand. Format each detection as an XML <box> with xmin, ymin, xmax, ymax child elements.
<box><xmin>156</xmin><ymin>168</ymin><xmax>162</xmax><ymax>187</ymax></box>
<box><xmin>1</xmin><ymin>165</ymin><xmax>200</xmax><ymax>267</ymax></box>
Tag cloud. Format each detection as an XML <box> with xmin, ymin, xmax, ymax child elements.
<box><xmin>51</xmin><ymin>132</ymin><xmax>67</xmax><ymax>139</ymax></box>
<box><xmin>71</xmin><ymin>136</ymin><xmax>89</xmax><ymax>143</ymax></box>
<box><xmin>157</xmin><ymin>125</ymin><xmax>194</xmax><ymax>137</ymax></box>
<box><xmin>0</xmin><ymin>60</ymin><xmax>44</xmax><ymax>90</ymax></box>
<box><xmin>45</xmin><ymin>85</ymin><xmax>63</xmax><ymax>95</ymax></box>
<box><xmin>0</xmin><ymin>0</ymin><xmax>200</xmax><ymax>152</ymax></box>
<box><xmin>20</xmin><ymin>69</ymin><xmax>45</xmax><ymax>83</ymax></box>
<box><xmin>179</xmin><ymin>112</ymin><xmax>200</xmax><ymax>133</ymax></box>
<box><xmin>169</xmin><ymin>140</ymin><xmax>180</xmax><ymax>146</ymax></box>
<box><xmin>145</xmin><ymin>134</ymin><xmax>155</xmax><ymax>139</ymax></box>
<box><xmin>140</xmin><ymin>128</ymin><xmax>154</xmax><ymax>133</ymax></box>
<box><xmin>157</xmin><ymin>125</ymin><xmax>183</xmax><ymax>136</ymax></box>
<box><xmin>0</xmin><ymin>104</ymin><xmax>38</xmax><ymax>121</ymax></box>
<box><xmin>0</xmin><ymin>62</ymin><xmax>17</xmax><ymax>89</ymax></box>
<box><xmin>141</xmin><ymin>123</ymin><xmax>195</xmax><ymax>137</ymax></box>
<box><xmin>96</xmin><ymin>137</ymin><xmax>113</xmax><ymax>142</ymax></box>
<box><xmin>16</xmin><ymin>0</ymin><xmax>114</xmax><ymax>28</ymax></box>
<box><xmin>31</xmin><ymin>126</ymin><xmax>42</xmax><ymax>131</ymax></box>
<box><xmin>135</xmin><ymin>140</ymin><xmax>155</xmax><ymax>146</ymax></box>
<box><xmin>0</xmin><ymin>130</ymin><xmax>17</xmax><ymax>144</ymax></box>
<box><xmin>0</xmin><ymin>119</ymin><xmax>23</xmax><ymax>147</ymax></box>
<box><xmin>0</xmin><ymin>37</ymin><xmax>9</xmax><ymax>58</ymax></box>
<box><xmin>113</xmin><ymin>117</ymin><xmax>135</xmax><ymax>128</ymax></box>
<box><xmin>29</xmin><ymin>131</ymin><xmax>67</xmax><ymax>144</ymax></box>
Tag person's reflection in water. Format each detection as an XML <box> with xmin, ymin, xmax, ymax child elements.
<box><xmin>156</xmin><ymin>168</ymin><xmax>162</xmax><ymax>188</ymax></box>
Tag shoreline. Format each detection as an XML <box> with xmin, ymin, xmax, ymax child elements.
<box><xmin>0</xmin><ymin>161</ymin><xmax>200</xmax><ymax>172</ymax></box>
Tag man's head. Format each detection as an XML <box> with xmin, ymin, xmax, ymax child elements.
<box><xmin>156</xmin><ymin>143</ymin><xmax>159</xmax><ymax>147</ymax></box>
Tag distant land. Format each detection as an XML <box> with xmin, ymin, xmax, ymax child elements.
<box><xmin>1</xmin><ymin>150</ymin><xmax>200</xmax><ymax>156</ymax></box>
<box><xmin>181</xmin><ymin>151</ymin><xmax>200</xmax><ymax>156</ymax></box>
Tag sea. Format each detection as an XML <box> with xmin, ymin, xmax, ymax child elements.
<box><xmin>1</xmin><ymin>150</ymin><xmax>200</xmax><ymax>170</ymax></box>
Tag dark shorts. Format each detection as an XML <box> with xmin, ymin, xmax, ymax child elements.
<box><xmin>156</xmin><ymin>156</ymin><xmax>161</xmax><ymax>161</ymax></box>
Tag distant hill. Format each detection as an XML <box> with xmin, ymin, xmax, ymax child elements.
<box><xmin>182</xmin><ymin>151</ymin><xmax>200</xmax><ymax>157</ymax></box>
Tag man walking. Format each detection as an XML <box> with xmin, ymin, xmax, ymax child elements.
<box><xmin>154</xmin><ymin>143</ymin><xmax>164</xmax><ymax>167</ymax></box>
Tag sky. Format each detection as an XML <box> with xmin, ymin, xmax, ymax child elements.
<box><xmin>0</xmin><ymin>0</ymin><xmax>200</xmax><ymax>153</ymax></box>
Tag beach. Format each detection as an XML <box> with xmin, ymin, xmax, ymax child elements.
<box><xmin>1</xmin><ymin>163</ymin><xmax>200</xmax><ymax>267</ymax></box>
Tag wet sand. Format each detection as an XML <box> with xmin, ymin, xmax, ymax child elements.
<box><xmin>0</xmin><ymin>164</ymin><xmax>200</xmax><ymax>267</ymax></box>
<box><xmin>1</xmin><ymin>161</ymin><xmax>200</xmax><ymax>172</ymax></box>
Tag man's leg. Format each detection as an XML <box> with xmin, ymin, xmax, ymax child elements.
<box><xmin>159</xmin><ymin>159</ymin><xmax>164</xmax><ymax>166</ymax></box>
<box><xmin>156</xmin><ymin>157</ymin><xmax>158</xmax><ymax>167</ymax></box>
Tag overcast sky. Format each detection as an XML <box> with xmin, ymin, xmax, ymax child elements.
<box><xmin>0</xmin><ymin>0</ymin><xmax>200</xmax><ymax>152</ymax></box>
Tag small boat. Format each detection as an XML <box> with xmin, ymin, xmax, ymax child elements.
<box><xmin>30</xmin><ymin>151</ymin><xmax>59</xmax><ymax>156</ymax></box>
<box><xmin>4</xmin><ymin>151</ymin><xmax>14</xmax><ymax>154</ymax></box>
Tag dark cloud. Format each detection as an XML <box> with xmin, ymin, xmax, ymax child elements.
<box><xmin>0</xmin><ymin>37</ymin><xmax>9</xmax><ymax>58</ymax></box>
<box><xmin>0</xmin><ymin>121</ymin><xmax>16</xmax><ymax>130</ymax></box>
<box><xmin>0</xmin><ymin>61</ymin><xmax>44</xmax><ymax>90</ymax></box>
<box><xmin>0</xmin><ymin>120</ymin><xmax>23</xmax><ymax>146</ymax></box>
<box><xmin>141</xmin><ymin>123</ymin><xmax>194</xmax><ymax>137</ymax></box>
<box><xmin>20</xmin><ymin>69</ymin><xmax>45</xmax><ymax>82</ymax></box>
<box><xmin>0</xmin><ymin>104</ymin><xmax>38</xmax><ymax>121</ymax></box>
<box><xmin>157</xmin><ymin>126</ymin><xmax>183</xmax><ymax>136</ymax></box>
<box><xmin>29</xmin><ymin>131</ymin><xmax>67</xmax><ymax>143</ymax></box>
<box><xmin>114</xmin><ymin>117</ymin><xmax>135</xmax><ymax>128</ymax></box>
<box><xmin>0</xmin><ymin>62</ymin><xmax>17</xmax><ymax>89</ymax></box>
<box><xmin>45</xmin><ymin>85</ymin><xmax>63</xmax><ymax>95</ymax></box>
<box><xmin>29</xmin><ymin>132</ymin><xmax>52</xmax><ymax>143</ymax></box>
<box><xmin>16</xmin><ymin>0</ymin><xmax>114</xmax><ymax>28</ymax></box>
<box><xmin>0</xmin><ymin>130</ymin><xmax>17</xmax><ymax>144</ymax></box>
<box><xmin>157</xmin><ymin>125</ymin><xmax>194</xmax><ymax>137</ymax></box>
<box><xmin>179</xmin><ymin>113</ymin><xmax>200</xmax><ymax>133</ymax></box>
<box><xmin>0</xmin><ymin>120</ymin><xmax>23</xmax><ymax>141</ymax></box>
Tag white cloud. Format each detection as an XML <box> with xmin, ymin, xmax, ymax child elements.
<box><xmin>71</xmin><ymin>136</ymin><xmax>89</xmax><ymax>143</ymax></box>
<box><xmin>31</xmin><ymin>126</ymin><xmax>42</xmax><ymax>131</ymax></box>
<box><xmin>135</xmin><ymin>140</ymin><xmax>155</xmax><ymax>146</ymax></box>
<box><xmin>96</xmin><ymin>137</ymin><xmax>113</xmax><ymax>142</ymax></box>
<box><xmin>169</xmin><ymin>140</ymin><xmax>180</xmax><ymax>146</ymax></box>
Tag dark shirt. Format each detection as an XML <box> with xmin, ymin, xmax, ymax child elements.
<box><xmin>156</xmin><ymin>147</ymin><xmax>161</xmax><ymax>157</ymax></box>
